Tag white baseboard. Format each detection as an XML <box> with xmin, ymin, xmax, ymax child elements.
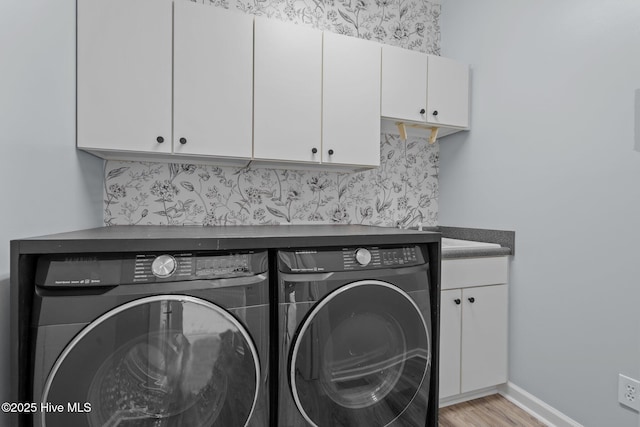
<box><xmin>439</xmin><ymin>386</ymin><xmax>500</xmax><ymax>408</ymax></box>
<box><xmin>498</xmin><ymin>382</ymin><xmax>583</xmax><ymax>427</ymax></box>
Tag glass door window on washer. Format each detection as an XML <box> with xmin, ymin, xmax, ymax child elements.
<box><xmin>41</xmin><ymin>296</ymin><xmax>260</xmax><ymax>427</ymax></box>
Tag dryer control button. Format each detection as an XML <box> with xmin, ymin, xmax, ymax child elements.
<box><xmin>354</xmin><ymin>248</ymin><xmax>372</xmax><ymax>266</ymax></box>
<box><xmin>151</xmin><ymin>255</ymin><xmax>177</xmax><ymax>278</ymax></box>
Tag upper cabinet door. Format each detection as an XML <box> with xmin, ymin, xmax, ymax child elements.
<box><xmin>253</xmin><ymin>18</ymin><xmax>322</xmax><ymax>163</ymax></box>
<box><xmin>77</xmin><ymin>0</ymin><xmax>172</xmax><ymax>153</ymax></box>
<box><xmin>322</xmin><ymin>32</ymin><xmax>381</xmax><ymax>167</ymax></box>
<box><xmin>381</xmin><ymin>45</ymin><xmax>428</xmax><ymax>123</ymax></box>
<box><xmin>173</xmin><ymin>3</ymin><xmax>253</xmax><ymax>159</ymax></box>
<box><xmin>426</xmin><ymin>55</ymin><xmax>470</xmax><ymax>128</ymax></box>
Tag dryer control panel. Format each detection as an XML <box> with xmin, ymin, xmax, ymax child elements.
<box><xmin>279</xmin><ymin>246</ymin><xmax>425</xmax><ymax>273</ymax></box>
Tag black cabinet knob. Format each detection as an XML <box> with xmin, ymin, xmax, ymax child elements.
<box><xmin>420</xmin><ymin>108</ymin><xmax>426</xmax><ymax>114</ymax></box>
<box><xmin>328</xmin><ymin>149</ymin><xmax>334</xmax><ymax>155</ymax></box>
<box><xmin>454</xmin><ymin>298</ymin><xmax>461</xmax><ymax>305</ymax></box>
<box><xmin>433</xmin><ymin>110</ymin><xmax>439</xmax><ymax>116</ymax></box>
<box><xmin>156</xmin><ymin>136</ymin><xmax>164</xmax><ymax>143</ymax></box>
<box><xmin>311</xmin><ymin>147</ymin><xmax>318</xmax><ymax>154</ymax></box>
<box><xmin>179</xmin><ymin>138</ymin><xmax>187</xmax><ymax>145</ymax></box>
<box><xmin>468</xmin><ymin>297</ymin><xmax>475</xmax><ymax>303</ymax></box>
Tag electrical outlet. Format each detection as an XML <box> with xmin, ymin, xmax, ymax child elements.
<box><xmin>618</xmin><ymin>374</ymin><xmax>640</xmax><ymax>411</ymax></box>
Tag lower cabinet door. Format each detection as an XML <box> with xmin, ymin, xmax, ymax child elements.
<box><xmin>460</xmin><ymin>284</ymin><xmax>508</xmax><ymax>393</ymax></box>
<box><xmin>439</xmin><ymin>289</ymin><xmax>462</xmax><ymax>399</ymax></box>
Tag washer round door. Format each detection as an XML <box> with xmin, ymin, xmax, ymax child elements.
<box><xmin>289</xmin><ymin>280</ymin><xmax>430</xmax><ymax>427</ymax></box>
<box><xmin>41</xmin><ymin>295</ymin><xmax>260</xmax><ymax>427</ymax></box>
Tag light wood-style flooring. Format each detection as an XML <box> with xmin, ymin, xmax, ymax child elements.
<box><xmin>439</xmin><ymin>394</ymin><xmax>548</xmax><ymax>427</ymax></box>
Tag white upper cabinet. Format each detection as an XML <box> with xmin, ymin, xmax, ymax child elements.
<box><xmin>381</xmin><ymin>45</ymin><xmax>470</xmax><ymax>134</ymax></box>
<box><xmin>173</xmin><ymin>2</ymin><xmax>253</xmax><ymax>159</ymax></box>
<box><xmin>426</xmin><ymin>55</ymin><xmax>470</xmax><ymax>128</ymax></box>
<box><xmin>253</xmin><ymin>18</ymin><xmax>322</xmax><ymax>163</ymax></box>
<box><xmin>381</xmin><ymin>45</ymin><xmax>428</xmax><ymax>123</ymax></box>
<box><xmin>322</xmin><ymin>32</ymin><xmax>381</xmax><ymax>167</ymax></box>
<box><xmin>77</xmin><ymin>3</ymin><xmax>469</xmax><ymax>167</ymax></box>
<box><xmin>77</xmin><ymin>0</ymin><xmax>172</xmax><ymax>153</ymax></box>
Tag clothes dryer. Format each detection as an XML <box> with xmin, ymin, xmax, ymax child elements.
<box><xmin>277</xmin><ymin>245</ymin><xmax>432</xmax><ymax>426</ymax></box>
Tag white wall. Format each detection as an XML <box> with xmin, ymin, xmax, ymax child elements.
<box><xmin>439</xmin><ymin>1</ymin><xmax>640</xmax><ymax>426</ymax></box>
<box><xmin>0</xmin><ymin>0</ymin><xmax>103</xmax><ymax>419</ymax></box>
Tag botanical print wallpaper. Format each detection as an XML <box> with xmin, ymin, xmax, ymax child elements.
<box><xmin>203</xmin><ymin>0</ymin><xmax>440</xmax><ymax>55</ymax></box>
<box><xmin>104</xmin><ymin>134</ymin><xmax>439</xmax><ymax>227</ymax></box>
<box><xmin>104</xmin><ymin>0</ymin><xmax>441</xmax><ymax>227</ymax></box>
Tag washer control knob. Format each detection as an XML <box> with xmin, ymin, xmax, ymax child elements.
<box><xmin>151</xmin><ymin>255</ymin><xmax>177</xmax><ymax>278</ymax></box>
<box><xmin>354</xmin><ymin>248</ymin><xmax>372</xmax><ymax>266</ymax></box>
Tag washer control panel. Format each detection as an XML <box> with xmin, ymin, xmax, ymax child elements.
<box><xmin>36</xmin><ymin>251</ymin><xmax>266</xmax><ymax>288</ymax></box>
<box><xmin>132</xmin><ymin>253</ymin><xmax>252</xmax><ymax>283</ymax></box>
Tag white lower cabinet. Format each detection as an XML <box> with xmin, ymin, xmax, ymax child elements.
<box><xmin>439</xmin><ymin>289</ymin><xmax>462</xmax><ymax>398</ymax></box>
<box><xmin>460</xmin><ymin>284</ymin><xmax>508</xmax><ymax>393</ymax></box>
<box><xmin>439</xmin><ymin>258</ymin><xmax>508</xmax><ymax>401</ymax></box>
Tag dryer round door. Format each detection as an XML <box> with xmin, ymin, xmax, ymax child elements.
<box><xmin>40</xmin><ymin>295</ymin><xmax>260</xmax><ymax>427</ymax></box>
<box><xmin>289</xmin><ymin>280</ymin><xmax>430</xmax><ymax>427</ymax></box>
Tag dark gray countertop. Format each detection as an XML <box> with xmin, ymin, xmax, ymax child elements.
<box><xmin>14</xmin><ymin>223</ymin><xmax>515</xmax><ymax>258</ymax></box>
<box><xmin>421</xmin><ymin>225</ymin><xmax>515</xmax><ymax>259</ymax></box>
<box><xmin>441</xmin><ymin>246</ymin><xmax>512</xmax><ymax>259</ymax></box>
<box><xmin>438</xmin><ymin>226</ymin><xmax>515</xmax><ymax>254</ymax></box>
<box><xmin>13</xmin><ymin>224</ymin><xmax>441</xmax><ymax>254</ymax></box>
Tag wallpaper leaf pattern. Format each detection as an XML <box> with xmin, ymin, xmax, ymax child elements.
<box><xmin>104</xmin><ymin>0</ymin><xmax>441</xmax><ymax>227</ymax></box>
<box><xmin>212</xmin><ymin>0</ymin><xmax>441</xmax><ymax>54</ymax></box>
<box><xmin>104</xmin><ymin>135</ymin><xmax>439</xmax><ymax>227</ymax></box>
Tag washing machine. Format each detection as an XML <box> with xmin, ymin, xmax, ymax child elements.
<box><xmin>277</xmin><ymin>245</ymin><xmax>432</xmax><ymax>427</ymax></box>
<box><xmin>26</xmin><ymin>249</ymin><xmax>269</xmax><ymax>427</ymax></box>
